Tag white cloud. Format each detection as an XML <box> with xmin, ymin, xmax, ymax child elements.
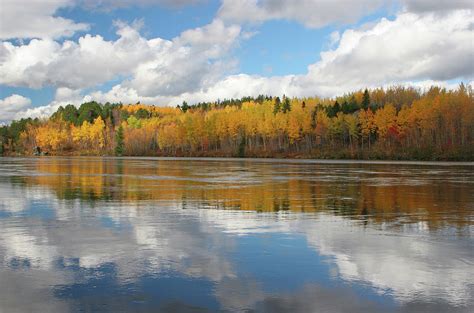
<box><xmin>126</xmin><ymin>19</ymin><xmax>241</xmax><ymax>97</ymax></box>
<box><xmin>0</xmin><ymin>94</ymin><xmax>32</xmax><ymax>122</ymax></box>
<box><xmin>0</xmin><ymin>22</ymin><xmax>156</xmax><ymax>89</ymax></box>
<box><xmin>173</xmin><ymin>9</ymin><xmax>473</xmax><ymax>100</ymax></box>
<box><xmin>0</xmin><ymin>18</ymin><xmax>241</xmax><ymax>93</ymax></box>
<box><xmin>300</xmin><ymin>10</ymin><xmax>474</xmax><ymax>95</ymax></box>
<box><xmin>93</xmin><ymin>9</ymin><xmax>473</xmax><ymax>103</ymax></box>
<box><xmin>329</xmin><ymin>31</ymin><xmax>341</xmax><ymax>47</ymax></box>
<box><xmin>9</xmin><ymin>87</ymin><xmax>90</xmax><ymax>122</ymax></box>
<box><xmin>54</xmin><ymin>87</ymin><xmax>83</xmax><ymax>102</ymax></box>
<box><xmin>49</xmin><ymin>8</ymin><xmax>472</xmax><ymax>110</ymax></box>
<box><xmin>0</xmin><ymin>0</ymin><xmax>201</xmax><ymax>41</ymax></box>
<box><xmin>12</xmin><ymin>103</ymin><xmax>64</xmax><ymax>122</ymax></box>
<box><xmin>1</xmin><ymin>0</ymin><xmax>468</xmax><ymax>43</ymax></box>
<box><xmin>402</xmin><ymin>0</ymin><xmax>473</xmax><ymax>13</ymax></box>
<box><xmin>78</xmin><ymin>0</ymin><xmax>202</xmax><ymax>10</ymax></box>
<box><xmin>218</xmin><ymin>0</ymin><xmax>388</xmax><ymax>28</ymax></box>
<box><xmin>301</xmin><ymin>215</ymin><xmax>474</xmax><ymax>306</ymax></box>
<box><xmin>217</xmin><ymin>0</ymin><xmax>474</xmax><ymax>28</ymax></box>
<box><xmin>0</xmin><ymin>0</ymin><xmax>89</xmax><ymax>40</ymax></box>
<box><xmin>83</xmin><ymin>74</ymin><xmax>296</xmax><ymax>106</ymax></box>
<box><xmin>1</xmin><ymin>18</ymin><xmax>243</xmax><ymax>121</ymax></box>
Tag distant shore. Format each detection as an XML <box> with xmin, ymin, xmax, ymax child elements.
<box><xmin>2</xmin><ymin>86</ymin><xmax>472</xmax><ymax>162</ymax></box>
<box><xmin>3</xmin><ymin>150</ymin><xmax>473</xmax><ymax>162</ymax></box>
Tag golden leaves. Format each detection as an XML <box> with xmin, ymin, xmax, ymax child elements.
<box><xmin>20</xmin><ymin>85</ymin><xmax>473</xmax><ymax>158</ymax></box>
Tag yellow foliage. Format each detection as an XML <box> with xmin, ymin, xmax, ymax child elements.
<box><xmin>374</xmin><ymin>104</ymin><xmax>397</xmax><ymax>139</ymax></box>
<box><xmin>12</xmin><ymin>84</ymin><xmax>473</xmax><ymax>158</ymax></box>
<box><xmin>71</xmin><ymin>116</ymin><xmax>105</xmax><ymax>150</ymax></box>
<box><xmin>36</xmin><ymin>122</ymin><xmax>69</xmax><ymax>151</ymax></box>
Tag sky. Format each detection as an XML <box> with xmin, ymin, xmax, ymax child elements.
<box><xmin>0</xmin><ymin>0</ymin><xmax>473</xmax><ymax>123</ymax></box>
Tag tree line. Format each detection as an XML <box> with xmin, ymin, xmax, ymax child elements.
<box><xmin>1</xmin><ymin>85</ymin><xmax>472</xmax><ymax>160</ymax></box>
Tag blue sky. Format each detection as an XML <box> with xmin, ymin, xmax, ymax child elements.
<box><xmin>0</xmin><ymin>0</ymin><xmax>472</xmax><ymax>122</ymax></box>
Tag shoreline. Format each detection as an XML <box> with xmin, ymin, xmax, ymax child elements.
<box><xmin>2</xmin><ymin>155</ymin><xmax>473</xmax><ymax>166</ymax></box>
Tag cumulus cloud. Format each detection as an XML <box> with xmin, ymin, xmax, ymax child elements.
<box><xmin>10</xmin><ymin>102</ymin><xmax>64</xmax><ymax>122</ymax></box>
<box><xmin>0</xmin><ymin>0</ymin><xmax>201</xmax><ymax>40</ymax></box>
<box><xmin>0</xmin><ymin>0</ymin><xmax>88</xmax><ymax>40</ymax></box>
<box><xmin>402</xmin><ymin>0</ymin><xmax>473</xmax><ymax>13</ymax></box>
<box><xmin>217</xmin><ymin>0</ymin><xmax>474</xmax><ymax>28</ymax></box>
<box><xmin>83</xmin><ymin>74</ymin><xmax>296</xmax><ymax>106</ymax></box>
<box><xmin>298</xmin><ymin>10</ymin><xmax>474</xmax><ymax>95</ymax></box>
<box><xmin>126</xmin><ymin>19</ymin><xmax>241</xmax><ymax>97</ymax></box>
<box><xmin>90</xmin><ymin>9</ymin><xmax>474</xmax><ymax>103</ymax></box>
<box><xmin>218</xmin><ymin>0</ymin><xmax>388</xmax><ymax>28</ymax></box>
<box><xmin>0</xmin><ymin>94</ymin><xmax>32</xmax><ymax>122</ymax></box>
<box><xmin>9</xmin><ymin>87</ymin><xmax>94</xmax><ymax>122</ymax></box>
<box><xmin>0</xmin><ymin>19</ymin><xmax>240</xmax><ymax>93</ymax></box>
<box><xmin>77</xmin><ymin>0</ymin><xmax>203</xmax><ymax>10</ymax></box>
<box><xmin>0</xmin><ymin>22</ymin><xmax>158</xmax><ymax>89</ymax></box>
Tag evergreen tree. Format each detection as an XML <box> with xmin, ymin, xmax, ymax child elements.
<box><xmin>348</xmin><ymin>95</ymin><xmax>358</xmax><ymax>112</ymax></box>
<box><xmin>238</xmin><ymin>137</ymin><xmax>245</xmax><ymax>157</ymax></box>
<box><xmin>310</xmin><ymin>108</ymin><xmax>318</xmax><ymax>129</ymax></box>
<box><xmin>327</xmin><ymin>101</ymin><xmax>340</xmax><ymax>117</ymax></box>
<box><xmin>63</xmin><ymin>104</ymin><xmax>79</xmax><ymax>125</ymax></box>
<box><xmin>282</xmin><ymin>97</ymin><xmax>291</xmax><ymax>113</ymax></box>
<box><xmin>362</xmin><ymin>89</ymin><xmax>370</xmax><ymax>110</ymax></box>
<box><xmin>120</xmin><ymin>110</ymin><xmax>130</xmax><ymax>121</ymax></box>
<box><xmin>135</xmin><ymin>108</ymin><xmax>150</xmax><ymax>119</ymax></box>
<box><xmin>9</xmin><ymin>118</ymin><xmax>33</xmax><ymax>142</ymax></box>
<box><xmin>51</xmin><ymin>106</ymin><xmax>65</xmax><ymax>120</ymax></box>
<box><xmin>0</xmin><ymin>138</ymin><xmax>4</xmax><ymax>155</ymax></box>
<box><xmin>273</xmin><ymin>97</ymin><xmax>281</xmax><ymax>114</ymax></box>
<box><xmin>77</xmin><ymin>102</ymin><xmax>103</xmax><ymax>125</ymax></box>
<box><xmin>115</xmin><ymin>125</ymin><xmax>124</xmax><ymax>156</ymax></box>
<box><xmin>181</xmin><ymin>101</ymin><xmax>190</xmax><ymax>113</ymax></box>
<box><xmin>341</xmin><ymin>100</ymin><xmax>350</xmax><ymax>114</ymax></box>
<box><xmin>102</xmin><ymin>102</ymin><xmax>113</xmax><ymax>121</ymax></box>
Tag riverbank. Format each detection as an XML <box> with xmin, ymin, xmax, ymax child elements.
<box><xmin>4</xmin><ymin>146</ymin><xmax>473</xmax><ymax>162</ymax></box>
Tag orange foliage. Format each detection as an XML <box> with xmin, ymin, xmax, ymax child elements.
<box><xmin>12</xmin><ymin>85</ymin><xmax>474</xmax><ymax>160</ymax></box>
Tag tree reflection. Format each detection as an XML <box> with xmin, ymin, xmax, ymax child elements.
<box><xmin>4</xmin><ymin>157</ymin><xmax>473</xmax><ymax>230</ymax></box>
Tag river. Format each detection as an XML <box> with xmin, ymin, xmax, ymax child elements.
<box><xmin>0</xmin><ymin>157</ymin><xmax>473</xmax><ymax>312</ymax></box>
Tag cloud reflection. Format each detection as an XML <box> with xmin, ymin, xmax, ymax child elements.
<box><xmin>0</xmin><ymin>158</ymin><xmax>473</xmax><ymax>312</ymax></box>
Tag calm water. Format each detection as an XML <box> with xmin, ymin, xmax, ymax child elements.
<box><xmin>0</xmin><ymin>157</ymin><xmax>473</xmax><ymax>313</ymax></box>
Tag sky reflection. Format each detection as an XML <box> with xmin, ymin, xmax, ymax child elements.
<box><xmin>0</xmin><ymin>158</ymin><xmax>472</xmax><ymax>312</ymax></box>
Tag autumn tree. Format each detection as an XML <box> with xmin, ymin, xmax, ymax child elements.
<box><xmin>36</xmin><ymin>121</ymin><xmax>69</xmax><ymax>152</ymax></box>
<box><xmin>5</xmin><ymin>84</ymin><xmax>472</xmax><ymax>160</ymax></box>
<box><xmin>359</xmin><ymin>108</ymin><xmax>376</xmax><ymax>149</ymax></box>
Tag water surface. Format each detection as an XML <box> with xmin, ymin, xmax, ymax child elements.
<box><xmin>0</xmin><ymin>157</ymin><xmax>473</xmax><ymax>312</ymax></box>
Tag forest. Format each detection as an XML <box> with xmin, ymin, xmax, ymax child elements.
<box><xmin>0</xmin><ymin>84</ymin><xmax>472</xmax><ymax>160</ymax></box>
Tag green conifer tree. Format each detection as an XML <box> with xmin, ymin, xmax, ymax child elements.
<box><xmin>115</xmin><ymin>125</ymin><xmax>124</xmax><ymax>156</ymax></box>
